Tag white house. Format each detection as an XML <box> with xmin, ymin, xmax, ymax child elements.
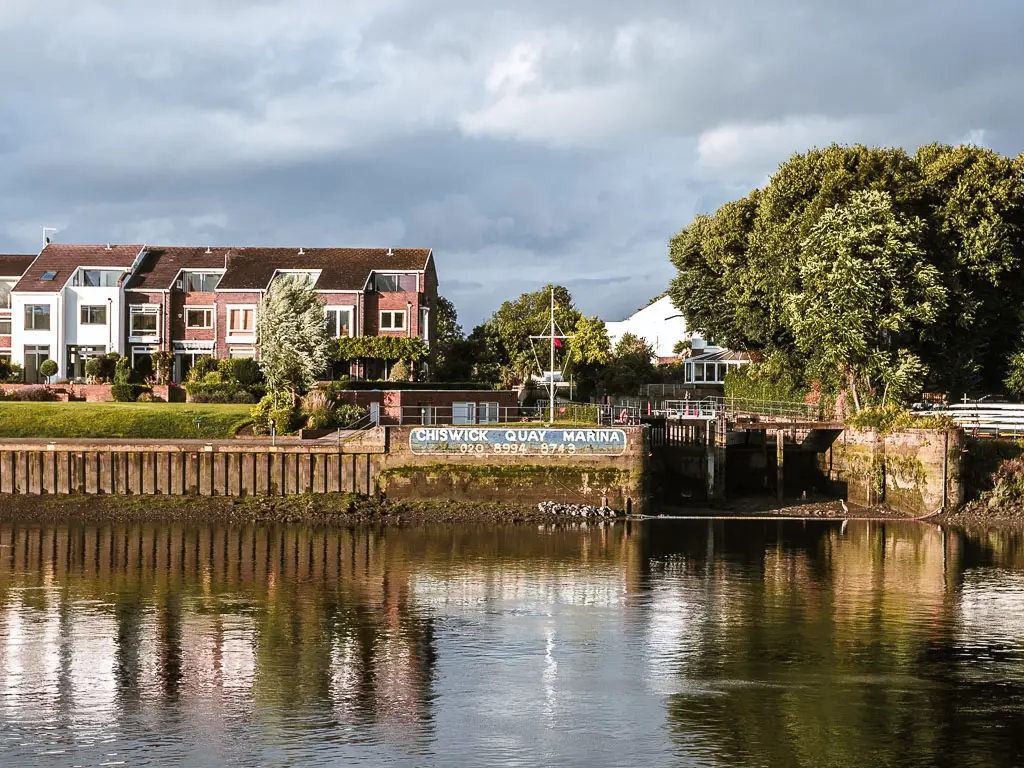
<box><xmin>10</xmin><ymin>244</ymin><xmax>145</xmax><ymax>383</ymax></box>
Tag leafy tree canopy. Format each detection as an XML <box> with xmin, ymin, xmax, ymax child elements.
<box><xmin>669</xmin><ymin>143</ymin><xmax>1024</xmax><ymax>405</ymax></box>
<box><xmin>257</xmin><ymin>274</ymin><xmax>332</xmax><ymax>401</ymax></box>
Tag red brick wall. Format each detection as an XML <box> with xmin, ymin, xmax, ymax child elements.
<box><xmin>214</xmin><ymin>291</ymin><xmax>261</xmax><ymax>358</ymax></box>
<box><xmin>173</xmin><ymin>291</ymin><xmax>217</xmax><ymax>342</ymax></box>
<box><xmin>0</xmin><ymin>383</ymin><xmax>176</xmax><ymax>402</ymax></box>
<box><xmin>336</xmin><ymin>389</ymin><xmax>518</xmax><ymax>425</ymax></box>
<box><xmin>317</xmin><ymin>292</ymin><xmax>363</xmax><ymax>336</ymax></box>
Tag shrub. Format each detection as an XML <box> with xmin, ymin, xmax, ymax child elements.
<box><xmin>190</xmin><ymin>391</ymin><xmax>230</xmax><ymax>404</ymax></box>
<box><xmin>388</xmin><ymin>359</ymin><xmax>411</xmax><ymax>382</ymax></box>
<box><xmin>334</xmin><ymin>402</ymin><xmax>368</xmax><ymax>428</ymax></box>
<box><xmin>250</xmin><ymin>393</ymin><xmax>298</xmax><ymax>435</ymax></box>
<box><xmin>0</xmin><ymin>359</ymin><xmax>9</xmax><ymax>381</ymax></box>
<box><xmin>189</xmin><ymin>357</ymin><xmax>219</xmax><ymax>381</ymax></box>
<box><xmin>133</xmin><ymin>355</ymin><xmax>154</xmax><ymax>383</ymax></box>
<box><xmin>300</xmin><ymin>389</ymin><xmax>335</xmax><ymax>429</ymax></box>
<box><xmin>151</xmin><ymin>351</ymin><xmax>173</xmax><ymax>384</ymax></box>
<box><xmin>16</xmin><ymin>385</ymin><xmax>56</xmax><ymax>402</ymax></box>
<box><xmin>231</xmin><ymin>390</ymin><xmax>257</xmax><ymax>404</ymax></box>
<box><xmin>1</xmin><ymin>362</ymin><xmax>23</xmax><ymax>383</ymax></box>
<box><xmin>114</xmin><ymin>357</ymin><xmax>132</xmax><ymax>385</ymax></box>
<box><xmin>219</xmin><ymin>357</ymin><xmax>262</xmax><ymax>388</ymax></box>
<box><xmin>84</xmin><ymin>358</ymin><xmax>103</xmax><ymax>381</ymax></box>
<box><xmin>136</xmin><ymin>391</ymin><xmax>161</xmax><ymax>403</ymax></box>
<box><xmin>99</xmin><ymin>352</ymin><xmax>120</xmax><ymax>382</ymax></box>
<box><xmin>111</xmin><ymin>384</ymin><xmax>139</xmax><ymax>402</ymax></box>
<box><xmin>39</xmin><ymin>360</ymin><xmax>58</xmax><ymax>381</ymax></box>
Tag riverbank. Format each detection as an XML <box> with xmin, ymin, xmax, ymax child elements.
<box><xmin>0</xmin><ymin>402</ymin><xmax>252</xmax><ymax>439</ymax></box>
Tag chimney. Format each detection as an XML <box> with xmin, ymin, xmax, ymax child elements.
<box><xmin>298</xmin><ymin>247</ymin><xmax>305</xmax><ymax>255</ymax></box>
<box><xmin>105</xmin><ymin>243</ymin><xmax>112</xmax><ymax>250</ymax></box>
<box><xmin>205</xmin><ymin>247</ymin><xmax>212</xmax><ymax>254</ymax></box>
<box><xmin>387</xmin><ymin>247</ymin><xmax>394</xmax><ymax>257</ymax></box>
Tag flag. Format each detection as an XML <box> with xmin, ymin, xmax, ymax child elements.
<box><xmin>553</xmin><ymin>338</ymin><xmax>562</xmax><ymax>348</ymax></box>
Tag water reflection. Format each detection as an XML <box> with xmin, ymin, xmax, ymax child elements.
<box><xmin>0</xmin><ymin>520</ymin><xmax>1022</xmax><ymax>767</ymax></box>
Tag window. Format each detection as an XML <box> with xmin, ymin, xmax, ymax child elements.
<box><xmin>73</xmin><ymin>269</ymin><xmax>122</xmax><ymax>287</ymax></box>
<box><xmin>24</xmin><ymin>305</ymin><xmax>50</xmax><ymax>331</ymax></box>
<box><xmin>0</xmin><ymin>280</ymin><xmax>13</xmax><ymax>309</ymax></box>
<box><xmin>229</xmin><ymin>347</ymin><xmax>255</xmax><ymax>359</ymax></box>
<box><xmin>452</xmin><ymin>402</ymin><xmax>477</xmax><ymax>425</ymax></box>
<box><xmin>40</xmin><ymin>271</ymin><xmax>57</xmax><ymax>281</ymax></box>
<box><xmin>0</xmin><ymin>318</ymin><xmax>10</xmax><ymax>335</ymax></box>
<box><xmin>479</xmin><ymin>402</ymin><xmax>500</xmax><ymax>424</ymax></box>
<box><xmin>373</xmin><ymin>273</ymin><xmax>417</xmax><ymax>292</ymax></box>
<box><xmin>80</xmin><ymin>305</ymin><xmax>107</xmax><ymax>325</ymax></box>
<box><xmin>228</xmin><ymin>308</ymin><xmax>255</xmax><ymax>333</ymax></box>
<box><xmin>324</xmin><ymin>307</ymin><xmax>353</xmax><ymax>338</ymax></box>
<box><xmin>185</xmin><ymin>308</ymin><xmax>213</xmax><ymax>329</ymax></box>
<box><xmin>130</xmin><ymin>306</ymin><xmax>159</xmax><ymax>337</ymax></box>
<box><xmin>379</xmin><ymin>310</ymin><xmax>405</xmax><ymax>331</ymax></box>
<box><xmin>693</xmin><ymin>362</ymin><xmax>705</xmax><ymax>383</ymax></box>
<box><xmin>185</xmin><ymin>272</ymin><xmax>221</xmax><ymax>292</ymax></box>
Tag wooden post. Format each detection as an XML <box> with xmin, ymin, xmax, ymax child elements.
<box><xmin>776</xmin><ymin>429</ymin><xmax>785</xmax><ymax>503</ymax></box>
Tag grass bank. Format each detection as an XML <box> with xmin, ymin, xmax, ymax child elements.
<box><xmin>0</xmin><ymin>402</ymin><xmax>253</xmax><ymax>439</ymax></box>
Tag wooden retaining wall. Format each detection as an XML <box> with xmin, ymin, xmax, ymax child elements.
<box><xmin>0</xmin><ymin>433</ymin><xmax>385</xmax><ymax>497</ymax></box>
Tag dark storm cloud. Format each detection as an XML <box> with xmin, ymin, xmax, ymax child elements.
<box><xmin>1</xmin><ymin>0</ymin><xmax>1021</xmax><ymax>324</ymax></box>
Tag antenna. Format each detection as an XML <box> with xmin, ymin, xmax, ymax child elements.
<box><xmin>42</xmin><ymin>227</ymin><xmax>57</xmax><ymax>247</ymax></box>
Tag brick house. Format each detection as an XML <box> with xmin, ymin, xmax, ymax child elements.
<box><xmin>0</xmin><ymin>254</ymin><xmax>36</xmax><ymax>371</ymax></box>
<box><xmin>123</xmin><ymin>245</ymin><xmax>438</xmax><ymax>382</ymax></box>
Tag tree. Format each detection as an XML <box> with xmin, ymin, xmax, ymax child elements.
<box><xmin>668</xmin><ymin>143</ymin><xmax>1024</xmax><ymax>401</ymax></box>
<box><xmin>567</xmin><ymin>314</ymin><xmax>611</xmax><ymax>400</ymax></box>
<box><xmin>257</xmin><ymin>274</ymin><xmax>331</xmax><ymax>403</ymax></box>
<box><xmin>39</xmin><ymin>359</ymin><xmax>58</xmax><ymax>384</ymax></box>
<box><xmin>471</xmin><ymin>285</ymin><xmax>583</xmax><ymax>387</ymax></box>
<box><xmin>388</xmin><ymin>359</ymin><xmax>411</xmax><ymax>382</ymax></box>
<box><xmin>786</xmin><ymin>190</ymin><xmax>946</xmax><ymax>409</ymax></box>
<box><xmin>433</xmin><ymin>296</ymin><xmax>472</xmax><ymax>381</ymax></box>
<box><xmin>603</xmin><ymin>333</ymin><xmax>656</xmax><ymax>395</ymax></box>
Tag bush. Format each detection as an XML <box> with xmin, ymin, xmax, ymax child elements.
<box><xmin>231</xmin><ymin>390</ymin><xmax>257</xmax><ymax>404</ymax></box>
<box><xmin>99</xmin><ymin>353</ymin><xmax>120</xmax><ymax>382</ymax></box>
<box><xmin>0</xmin><ymin>359</ymin><xmax>10</xmax><ymax>381</ymax></box>
<box><xmin>111</xmin><ymin>384</ymin><xmax>139</xmax><ymax>402</ymax></box>
<box><xmin>39</xmin><ymin>360</ymin><xmax>58</xmax><ymax>381</ymax></box>
<box><xmin>334</xmin><ymin>402</ymin><xmax>368</xmax><ymax>428</ymax></box>
<box><xmin>84</xmin><ymin>358</ymin><xmax>103</xmax><ymax>381</ymax></box>
<box><xmin>219</xmin><ymin>357</ymin><xmax>262</xmax><ymax>388</ymax></box>
<box><xmin>189</xmin><ymin>357</ymin><xmax>219</xmax><ymax>381</ymax></box>
<box><xmin>114</xmin><ymin>357</ymin><xmax>132</xmax><ymax>385</ymax></box>
<box><xmin>151</xmin><ymin>351</ymin><xmax>173</xmax><ymax>384</ymax></box>
<box><xmin>15</xmin><ymin>385</ymin><xmax>56</xmax><ymax>402</ymax></box>
<box><xmin>388</xmin><ymin>359</ymin><xmax>411</xmax><ymax>382</ymax></box>
<box><xmin>250</xmin><ymin>393</ymin><xmax>298</xmax><ymax>435</ymax></box>
<box><xmin>136</xmin><ymin>391</ymin><xmax>162</xmax><ymax>403</ymax></box>
<box><xmin>1</xmin><ymin>362</ymin><xmax>23</xmax><ymax>383</ymax></box>
<box><xmin>300</xmin><ymin>389</ymin><xmax>335</xmax><ymax>429</ymax></box>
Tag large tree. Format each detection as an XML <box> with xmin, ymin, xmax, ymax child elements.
<box><xmin>256</xmin><ymin>274</ymin><xmax>332</xmax><ymax>403</ymax></box>
<box><xmin>669</xmin><ymin>143</ymin><xmax>1024</xmax><ymax>402</ymax></box>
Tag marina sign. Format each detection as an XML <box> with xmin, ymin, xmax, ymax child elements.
<box><xmin>409</xmin><ymin>427</ymin><xmax>628</xmax><ymax>456</ymax></box>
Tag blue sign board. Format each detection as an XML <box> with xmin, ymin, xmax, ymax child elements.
<box><xmin>409</xmin><ymin>427</ymin><xmax>628</xmax><ymax>457</ymax></box>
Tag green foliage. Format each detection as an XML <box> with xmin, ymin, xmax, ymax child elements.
<box><xmin>84</xmin><ymin>357</ymin><xmax>103</xmax><ymax>381</ymax></box>
<box><xmin>111</xmin><ymin>384</ymin><xmax>140</xmax><ymax>402</ymax></box>
<box><xmin>0</xmin><ymin>402</ymin><xmax>252</xmax><ymax>438</ymax></box>
<box><xmin>257</xmin><ymin>274</ymin><xmax>332</xmax><ymax>399</ymax></box>
<box><xmin>433</xmin><ymin>296</ymin><xmax>472</xmax><ymax>381</ymax></box>
<box><xmin>672</xmin><ymin>339</ymin><xmax>692</xmax><ymax>356</ymax></box>
<box><xmin>250</xmin><ymin>393</ymin><xmax>299</xmax><ymax>435</ymax></box>
<box><xmin>99</xmin><ymin>352</ymin><xmax>120</xmax><ymax>383</ymax></box>
<box><xmin>133</xmin><ymin>354</ymin><xmax>154</xmax><ymax>383</ymax></box>
<box><xmin>189</xmin><ymin>357</ymin><xmax>218</xmax><ymax>382</ymax></box>
<box><xmin>602</xmin><ymin>333</ymin><xmax>656</xmax><ymax>394</ymax></box>
<box><xmin>0</xmin><ymin>361</ymin><xmax>22</xmax><ymax>383</ymax></box>
<box><xmin>38</xmin><ymin>359</ymin><xmax>58</xmax><ymax>380</ymax></box>
<box><xmin>114</xmin><ymin>357</ymin><xmax>132</xmax><ymax>385</ymax></box>
<box><xmin>724</xmin><ymin>358</ymin><xmax>804</xmax><ymax>403</ymax></box>
<box><xmin>569</xmin><ymin>315</ymin><xmax>611</xmax><ymax>366</ymax></box>
<box><xmin>298</xmin><ymin>389</ymin><xmax>369</xmax><ymax>430</ymax></box>
<box><xmin>846</xmin><ymin>405</ymin><xmax>956</xmax><ymax>433</ymax></box>
<box><xmin>388</xmin><ymin>359</ymin><xmax>411</xmax><ymax>382</ymax></box>
<box><xmin>470</xmin><ymin>285</ymin><xmax>582</xmax><ymax>386</ymax></box>
<box><xmin>668</xmin><ymin>143</ymin><xmax>1024</xmax><ymax>401</ymax></box>
<box><xmin>150</xmin><ymin>351</ymin><xmax>173</xmax><ymax>384</ymax></box>
<box><xmin>332</xmin><ymin>336</ymin><xmax>428</xmax><ymax>362</ymax></box>
<box><xmin>216</xmin><ymin>357</ymin><xmax>262</xmax><ymax>388</ymax></box>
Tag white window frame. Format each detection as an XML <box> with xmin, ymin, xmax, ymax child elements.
<box><xmin>183</xmin><ymin>272</ymin><xmax>222</xmax><ymax>292</ymax></box>
<box><xmin>0</xmin><ymin>316</ymin><xmax>11</xmax><ymax>335</ymax></box>
<box><xmin>24</xmin><ymin>304</ymin><xmax>52</xmax><ymax>331</ymax></box>
<box><xmin>184</xmin><ymin>306</ymin><xmax>214</xmax><ymax>329</ymax></box>
<box><xmin>324</xmin><ymin>306</ymin><xmax>355</xmax><ymax>338</ymax></box>
<box><xmin>80</xmin><ymin>305</ymin><xmax>107</xmax><ymax>326</ymax></box>
<box><xmin>0</xmin><ymin>280</ymin><xmax>14</xmax><ymax>310</ymax></box>
<box><xmin>131</xmin><ymin>345</ymin><xmax>158</xmax><ymax>369</ymax></box>
<box><xmin>479</xmin><ymin>402</ymin><xmax>500</xmax><ymax>424</ymax></box>
<box><xmin>229</xmin><ymin>346</ymin><xmax>255</xmax><ymax>359</ymax></box>
<box><xmin>226</xmin><ymin>304</ymin><xmax>256</xmax><ymax>342</ymax></box>
<box><xmin>73</xmin><ymin>268</ymin><xmax>123</xmax><ymax>288</ymax></box>
<box><xmin>129</xmin><ymin>304</ymin><xmax>160</xmax><ymax>342</ymax></box>
<box><xmin>452</xmin><ymin>402</ymin><xmax>477</xmax><ymax>425</ymax></box>
<box><xmin>379</xmin><ymin>310</ymin><xmax>406</xmax><ymax>331</ymax></box>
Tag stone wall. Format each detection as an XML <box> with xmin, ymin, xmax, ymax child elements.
<box><xmin>825</xmin><ymin>427</ymin><xmax>963</xmax><ymax>514</ymax></box>
<box><xmin>378</xmin><ymin>425</ymin><xmax>649</xmax><ymax>513</ymax></box>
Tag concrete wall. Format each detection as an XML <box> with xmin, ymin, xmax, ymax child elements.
<box><xmin>377</xmin><ymin>425</ymin><xmax>649</xmax><ymax>513</ymax></box>
<box><xmin>825</xmin><ymin>427</ymin><xmax>963</xmax><ymax>514</ymax></box>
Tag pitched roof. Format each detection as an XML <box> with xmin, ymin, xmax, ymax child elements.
<box><xmin>689</xmin><ymin>349</ymin><xmax>753</xmax><ymax>363</ymax></box>
<box><xmin>0</xmin><ymin>254</ymin><xmax>36</xmax><ymax>279</ymax></box>
<box><xmin>216</xmin><ymin>247</ymin><xmax>432</xmax><ymax>291</ymax></box>
<box><xmin>13</xmin><ymin>244</ymin><xmax>142</xmax><ymax>292</ymax></box>
<box><xmin>124</xmin><ymin>246</ymin><xmax>231</xmax><ymax>291</ymax></box>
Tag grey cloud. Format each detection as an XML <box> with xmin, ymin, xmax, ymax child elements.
<box><xmin>1</xmin><ymin>0</ymin><xmax>1021</xmax><ymax>324</ymax></box>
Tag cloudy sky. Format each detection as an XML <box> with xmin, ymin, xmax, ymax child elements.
<box><xmin>1</xmin><ymin>1</ymin><xmax>1021</xmax><ymax>325</ymax></box>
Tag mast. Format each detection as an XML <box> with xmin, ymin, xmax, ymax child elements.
<box><xmin>550</xmin><ymin>287</ymin><xmax>556</xmax><ymax>423</ymax></box>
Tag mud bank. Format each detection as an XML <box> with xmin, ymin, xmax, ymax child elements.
<box><xmin>0</xmin><ymin>494</ymin><xmax>579</xmax><ymax>526</ymax></box>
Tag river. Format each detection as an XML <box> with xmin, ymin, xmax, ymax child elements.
<box><xmin>0</xmin><ymin>519</ymin><xmax>1022</xmax><ymax>767</ymax></box>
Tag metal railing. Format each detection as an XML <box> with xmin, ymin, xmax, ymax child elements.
<box><xmin>652</xmin><ymin>396</ymin><xmax>819</xmax><ymax>421</ymax></box>
<box><xmin>392</xmin><ymin>404</ymin><xmax>603</xmax><ymax>426</ymax></box>
<box><xmin>928</xmin><ymin>403</ymin><xmax>1024</xmax><ymax>437</ymax></box>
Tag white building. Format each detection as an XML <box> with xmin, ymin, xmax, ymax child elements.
<box><xmin>9</xmin><ymin>244</ymin><xmax>144</xmax><ymax>383</ymax></box>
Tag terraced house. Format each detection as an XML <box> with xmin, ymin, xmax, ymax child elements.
<box><xmin>0</xmin><ymin>243</ymin><xmax>438</xmax><ymax>383</ymax></box>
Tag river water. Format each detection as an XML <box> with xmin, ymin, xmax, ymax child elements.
<box><xmin>1</xmin><ymin>519</ymin><xmax>1022</xmax><ymax>767</ymax></box>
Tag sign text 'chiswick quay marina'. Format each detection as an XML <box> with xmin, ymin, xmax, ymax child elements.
<box><xmin>409</xmin><ymin>427</ymin><xmax>628</xmax><ymax>456</ymax></box>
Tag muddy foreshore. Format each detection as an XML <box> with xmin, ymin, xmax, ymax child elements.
<box><xmin>0</xmin><ymin>493</ymin><xmax>1019</xmax><ymax>530</ymax></box>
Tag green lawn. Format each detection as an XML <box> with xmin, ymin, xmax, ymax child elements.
<box><xmin>0</xmin><ymin>402</ymin><xmax>253</xmax><ymax>439</ymax></box>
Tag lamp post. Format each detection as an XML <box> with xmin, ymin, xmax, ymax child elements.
<box><xmin>269</xmin><ymin>418</ymin><xmax>276</xmax><ymax>447</ymax></box>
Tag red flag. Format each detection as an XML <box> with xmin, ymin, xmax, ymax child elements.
<box><xmin>553</xmin><ymin>338</ymin><xmax>562</xmax><ymax>348</ymax></box>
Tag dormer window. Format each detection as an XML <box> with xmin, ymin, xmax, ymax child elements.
<box><xmin>373</xmin><ymin>273</ymin><xmax>416</xmax><ymax>292</ymax></box>
<box><xmin>72</xmin><ymin>269</ymin><xmax>122</xmax><ymax>287</ymax></box>
<box><xmin>185</xmin><ymin>272</ymin><xmax>221</xmax><ymax>292</ymax></box>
